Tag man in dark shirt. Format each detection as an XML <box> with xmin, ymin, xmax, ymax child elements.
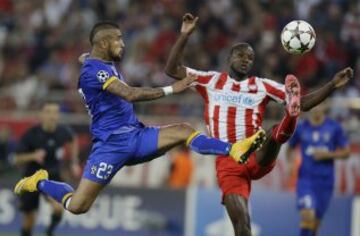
<box><xmin>0</xmin><ymin>126</ymin><xmax>16</xmax><ymax>173</ymax></box>
<box><xmin>14</xmin><ymin>101</ymin><xmax>79</xmax><ymax>236</ymax></box>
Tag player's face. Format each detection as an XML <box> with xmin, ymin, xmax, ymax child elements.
<box><xmin>41</xmin><ymin>104</ymin><xmax>60</xmax><ymax>129</ymax></box>
<box><xmin>106</xmin><ymin>29</ymin><xmax>125</xmax><ymax>62</ymax></box>
<box><xmin>310</xmin><ymin>103</ymin><xmax>327</xmax><ymax>121</ymax></box>
<box><xmin>229</xmin><ymin>46</ymin><xmax>254</xmax><ymax>75</ymax></box>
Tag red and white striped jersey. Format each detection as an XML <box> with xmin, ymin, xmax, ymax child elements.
<box><xmin>187</xmin><ymin>67</ymin><xmax>286</xmax><ymax>143</ymax></box>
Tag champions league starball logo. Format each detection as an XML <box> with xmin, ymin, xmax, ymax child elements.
<box><xmin>97</xmin><ymin>70</ymin><xmax>110</xmax><ymax>83</ymax></box>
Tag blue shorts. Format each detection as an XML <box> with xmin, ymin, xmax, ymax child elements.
<box><xmin>296</xmin><ymin>177</ymin><xmax>333</xmax><ymax>219</ymax></box>
<box><xmin>83</xmin><ymin>126</ymin><xmax>160</xmax><ymax>185</ymax></box>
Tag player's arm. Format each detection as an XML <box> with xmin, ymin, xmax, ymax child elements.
<box><xmin>69</xmin><ymin>137</ymin><xmax>79</xmax><ymax>166</ymax></box>
<box><xmin>69</xmin><ymin>137</ymin><xmax>82</xmax><ymax>177</ymax></box>
<box><xmin>14</xmin><ymin>150</ymin><xmax>46</xmax><ymax>166</ymax></box>
<box><xmin>65</xmin><ymin>127</ymin><xmax>81</xmax><ymax>177</ymax></box>
<box><xmin>165</xmin><ymin>13</ymin><xmax>198</xmax><ymax>80</ymax></box>
<box><xmin>300</xmin><ymin>67</ymin><xmax>353</xmax><ymax>111</ymax></box>
<box><xmin>78</xmin><ymin>52</ymin><xmax>90</xmax><ymax>64</ymax></box>
<box><xmin>313</xmin><ymin>147</ymin><xmax>350</xmax><ymax>161</ymax></box>
<box><xmin>285</xmin><ymin>145</ymin><xmax>298</xmax><ymax>178</ymax></box>
<box><xmin>313</xmin><ymin>123</ymin><xmax>350</xmax><ymax>161</ymax></box>
<box><xmin>13</xmin><ymin>130</ymin><xmax>46</xmax><ymax>166</ymax></box>
<box><xmin>286</xmin><ymin>145</ymin><xmax>297</xmax><ymax>162</ymax></box>
<box><xmin>285</xmin><ymin>126</ymin><xmax>300</xmax><ymax>178</ymax></box>
<box><xmin>105</xmin><ymin>74</ymin><xmax>196</xmax><ymax>102</ymax></box>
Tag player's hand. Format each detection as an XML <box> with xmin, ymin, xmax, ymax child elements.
<box><xmin>33</xmin><ymin>149</ymin><xmax>46</xmax><ymax>164</ymax></box>
<box><xmin>285</xmin><ymin>165</ymin><xmax>294</xmax><ymax>179</ymax></box>
<box><xmin>171</xmin><ymin>74</ymin><xmax>197</xmax><ymax>93</ymax></box>
<box><xmin>332</xmin><ymin>67</ymin><xmax>353</xmax><ymax>89</ymax></box>
<box><xmin>181</xmin><ymin>13</ymin><xmax>199</xmax><ymax>35</ymax></box>
<box><xmin>78</xmin><ymin>53</ymin><xmax>90</xmax><ymax>64</ymax></box>
<box><xmin>313</xmin><ymin>150</ymin><xmax>331</xmax><ymax>161</ymax></box>
<box><xmin>71</xmin><ymin>163</ymin><xmax>82</xmax><ymax>178</ymax></box>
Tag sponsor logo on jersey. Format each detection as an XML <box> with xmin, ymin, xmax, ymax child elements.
<box><xmin>214</xmin><ymin>93</ymin><xmax>256</xmax><ymax>106</ymax></box>
<box><xmin>248</xmin><ymin>84</ymin><xmax>258</xmax><ymax>91</ymax></box>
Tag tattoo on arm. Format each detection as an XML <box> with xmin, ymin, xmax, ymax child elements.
<box><xmin>127</xmin><ymin>87</ymin><xmax>165</xmax><ymax>102</ymax></box>
<box><xmin>106</xmin><ymin>79</ymin><xmax>165</xmax><ymax>102</ymax></box>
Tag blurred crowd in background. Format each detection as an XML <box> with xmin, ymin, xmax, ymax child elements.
<box><xmin>0</xmin><ymin>0</ymin><xmax>358</xmax><ymax>112</ymax></box>
<box><xmin>0</xmin><ymin>0</ymin><xmax>359</xmax><ymax>190</ymax></box>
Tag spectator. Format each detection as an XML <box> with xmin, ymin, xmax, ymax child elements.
<box><xmin>0</xmin><ymin>0</ymin><xmax>356</xmax><ymax>123</ymax></box>
<box><xmin>168</xmin><ymin>145</ymin><xmax>194</xmax><ymax>189</ymax></box>
<box><xmin>0</xmin><ymin>125</ymin><xmax>16</xmax><ymax>174</ymax></box>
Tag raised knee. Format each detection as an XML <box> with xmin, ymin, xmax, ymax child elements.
<box><xmin>68</xmin><ymin>203</ymin><xmax>90</xmax><ymax>215</ymax></box>
<box><xmin>174</xmin><ymin>123</ymin><xmax>196</xmax><ymax>139</ymax></box>
<box><xmin>178</xmin><ymin>123</ymin><xmax>195</xmax><ymax>133</ymax></box>
<box><xmin>69</xmin><ymin>207</ymin><xmax>88</xmax><ymax>215</ymax></box>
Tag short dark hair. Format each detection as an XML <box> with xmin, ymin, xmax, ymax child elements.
<box><xmin>89</xmin><ymin>21</ymin><xmax>120</xmax><ymax>45</ymax></box>
<box><xmin>229</xmin><ymin>42</ymin><xmax>252</xmax><ymax>55</ymax></box>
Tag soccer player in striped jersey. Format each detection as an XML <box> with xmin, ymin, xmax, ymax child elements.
<box><xmin>14</xmin><ymin>21</ymin><xmax>266</xmax><ymax>216</ymax></box>
<box><xmin>165</xmin><ymin>13</ymin><xmax>354</xmax><ymax>236</ymax></box>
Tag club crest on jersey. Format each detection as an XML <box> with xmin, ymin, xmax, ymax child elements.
<box><xmin>312</xmin><ymin>131</ymin><xmax>320</xmax><ymax>142</ymax></box>
<box><xmin>97</xmin><ymin>70</ymin><xmax>109</xmax><ymax>83</ymax></box>
<box><xmin>248</xmin><ymin>84</ymin><xmax>258</xmax><ymax>91</ymax></box>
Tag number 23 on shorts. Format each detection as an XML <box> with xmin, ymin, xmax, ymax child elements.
<box><xmin>91</xmin><ymin>162</ymin><xmax>114</xmax><ymax>180</ymax></box>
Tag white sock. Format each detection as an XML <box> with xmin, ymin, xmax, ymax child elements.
<box><xmin>64</xmin><ymin>197</ymin><xmax>72</xmax><ymax>210</ymax></box>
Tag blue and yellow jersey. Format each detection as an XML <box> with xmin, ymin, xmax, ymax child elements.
<box><xmin>78</xmin><ymin>58</ymin><xmax>141</xmax><ymax>141</ymax></box>
<box><xmin>288</xmin><ymin>118</ymin><xmax>348</xmax><ymax>181</ymax></box>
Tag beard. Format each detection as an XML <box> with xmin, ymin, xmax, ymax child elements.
<box><xmin>110</xmin><ymin>52</ymin><xmax>122</xmax><ymax>62</ymax></box>
<box><xmin>109</xmin><ymin>48</ymin><xmax>123</xmax><ymax>62</ymax></box>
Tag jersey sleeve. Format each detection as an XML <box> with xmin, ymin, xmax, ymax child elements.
<box><xmin>186</xmin><ymin>67</ymin><xmax>218</xmax><ymax>87</ymax></box>
<box><xmin>86</xmin><ymin>63</ymin><xmax>118</xmax><ymax>90</ymax></box>
<box><xmin>288</xmin><ymin>122</ymin><xmax>302</xmax><ymax>148</ymax></box>
<box><xmin>334</xmin><ymin>122</ymin><xmax>349</xmax><ymax>148</ymax></box>
<box><xmin>262</xmin><ymin>78</ymin><xmax>286</xmax><ymax>104</ymax></box>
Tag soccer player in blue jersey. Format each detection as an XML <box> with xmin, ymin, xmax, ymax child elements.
<box><xmin>13</xmin><ymin>21</ymin><xmax>267</xmax><ymax>215</ymax></box>
<box><xmin>286</xmin><ymin>102</ymin><xmax>350</xmax><ymax>236</ymax></box>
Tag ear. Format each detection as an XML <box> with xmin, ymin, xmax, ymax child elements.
<box><xmin>99</xmin><ymin>38</ymin><xmax>109</xmax><ymax>49</ymax></box>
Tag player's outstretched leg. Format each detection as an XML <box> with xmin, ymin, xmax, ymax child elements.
<box><xmin>14</xmin><ymin>170</ymin><xmax>104</xmax><ymax>215</ymax></box>
<box><xmin>157</xmin><ymin>123</ymin><xmax>266</xmax><ymax>163</ymax></box>
<box><xmin>256</xmin><ymin>74</ymin><xmax>301</xmax><ymax>166</ymax></box>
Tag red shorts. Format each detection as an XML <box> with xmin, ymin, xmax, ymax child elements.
<box><xmin>216</xmin><ymin>154</ymin><xmax>275</xmax><ymax>200</ymax></box>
